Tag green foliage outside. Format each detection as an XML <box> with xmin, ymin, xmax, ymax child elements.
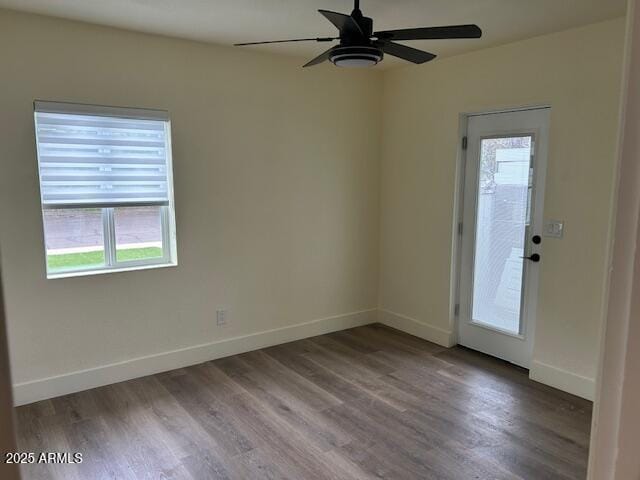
<box><xmin>48</xmin><ymin>247</ymin><xmax>163</xmax><ymax>271</ymax></box>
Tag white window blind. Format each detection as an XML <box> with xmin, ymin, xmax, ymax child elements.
<box><xmin>34</xmin><ymin>101</ymin><xmax>172</xmax><ymax>209</ymax></box>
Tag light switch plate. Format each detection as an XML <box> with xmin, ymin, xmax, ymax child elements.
<box><xmin>543</xmin><ymin>220</ymin><xmax>564</xmax><ymax>239</ymax></box>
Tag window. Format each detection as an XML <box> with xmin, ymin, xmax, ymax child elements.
<box><xmin>34</xmin><ymin>101</ymin><xmax>177</xmax><ymax>278</ymax></box>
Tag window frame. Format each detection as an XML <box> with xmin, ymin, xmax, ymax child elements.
<box><xmin>34</xmin><ymin>101</ymin><xmax>178</xmax><ymax>279</ymax></box>
<box><xmin>106</xmin><ymin>205</ymin><xmax>172</xmax><ymax>268</ymax></box>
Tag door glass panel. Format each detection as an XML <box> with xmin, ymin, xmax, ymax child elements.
<box><xmin>471</xmin><ymin>136</ymin><xmax>533</xmax><ymax>334</ymax></box>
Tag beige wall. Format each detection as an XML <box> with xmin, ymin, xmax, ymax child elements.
<box><xmin>590</xmin><ymin>1</ymin><xmax>640</xmax><ymax>477</ymax></box>
<box><xmin>379</xmin><ymin>19</ymin><xmax>625</xmax><ymax>399</ymax></box>
<box><xmin>0</xmin><ymin>8</ymin><xmax>627</xmax><ymax>405</ymax></box>
<box><xmin>0</xmin><ymin>10</ymin><xmax>382</xmax><ymax>402</ymax></box>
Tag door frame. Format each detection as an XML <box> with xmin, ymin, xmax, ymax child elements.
<box><xmin>0</xmin><ymin>260</ymin><xmax>21</xmax><ymax>480</ymax></box>
<box><xmin>450</xmin><ymin>104</ymin><xmax>551</xmax><ymax>366</ymax></box>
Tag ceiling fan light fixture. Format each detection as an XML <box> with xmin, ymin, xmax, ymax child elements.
<box><xmin>329</xmin><ymin>45</ymin><xmax>383</xmax><ymax>68</ymax></box>
<box><xmin>234</xmin><ymin>0</ymin><xmax>482</xmax><ymax>68</ymax></box>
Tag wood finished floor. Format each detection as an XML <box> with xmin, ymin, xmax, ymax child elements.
<box><xmin>15</xmin><ymin>324</ymin><xmax>592</xmax><ymax>480</ymax></box>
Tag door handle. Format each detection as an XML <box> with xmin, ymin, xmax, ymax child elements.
<box><xmin>521</xmin><ymin>253</ymin><xmax>541</xmax><ymax>263</ymax></box>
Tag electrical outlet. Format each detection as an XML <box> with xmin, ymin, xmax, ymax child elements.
<box><xmin>543</xmin><ymin>220</ymin><xmax>565</xmax><ymax>239</ymax></box>
<box><xmin>216</xmin><ymin>309</ymin><xmax>227</xmax><ymax>326</ymax></box>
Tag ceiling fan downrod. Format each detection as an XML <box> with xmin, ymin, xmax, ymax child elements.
<box><xmin>351</xmin><ymin>0</ymin><xmax>363</xmax><ymax>22</ymax></box>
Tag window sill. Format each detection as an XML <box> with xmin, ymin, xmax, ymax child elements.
<box><xmin>46</xmin><ymin>261</ymin><xmax>178</xmax><ymax>280</ymax></box>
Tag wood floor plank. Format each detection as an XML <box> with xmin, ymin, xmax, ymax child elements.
<box><xmin>15</xmin><ymin>324</ymin><xmax>593</xmax><ymax>480</ymax></box>
<box><xmin>157</xmin><ymin>372</ymin><xmax>256</xmax><ymax>457</ymax></box>
<box><xmin>224</xmin><ymin>371</ymin><xmax>355</xmax><ymax>451</ymax></box>
<box><xmin>229</xmin><ymin>447</ymin><xmax>293</xmax><ymax>480</ymax></box>
<box><xmin>235</xmin><ymin>350</ymin><xmax>344</xmax><ymax>410</ymax></box>
<box><xmin>130</xmin><ymin>375</ymin><xmax>237</xmax><ymax>479</ymax></box>
<box><xmin>89</xmin><ymin>383</ymin><xmax>182</xmax><ymax>479</ymax></box>
<box><xmin>338</xmin><ymin>440</ymin><xmax>420</xmax><ymax>480</ymax></box>
<box><xmin>221</xmin><ymin>392</ymin><xmax>366</xmax><ymax>480</ymax></box>
<box><xmin>301</xmin><ymin>341</ymin><xmax>422</xmax><ymax>412</ymax></box>
<box><xmin>66</xmin><ymin>417</ymin><xmax>135</xmax><ymax>480</ymax></box>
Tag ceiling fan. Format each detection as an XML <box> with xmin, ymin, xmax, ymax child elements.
<box><xmin>234</xmin><ymin>0</ymin><xmax>482</xmax><ymax>68</ymax></box>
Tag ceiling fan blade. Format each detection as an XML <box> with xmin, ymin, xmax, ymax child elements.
<box><xmin>318</xmin><ymin>9</ymin><xmax>363</xmax><ymax>37</ymax></box>
<box><xmin>234</xmin><ymin>37</ymin><xmax>336</xmax><ymax>46</ymax></box>
<box><xmin>375</xmin><ymin>24</ymin><xmax>482</xmax><ymax>41</ymax></box>
<box><xmin>377</xmin><ymin>41</ymin><xmax>436</xmax><ymax>64</ymax></box>
<box><xmin>303</xmin><ymin>47</ymin><xmax>335</xmax><ymax>68</ymax></box>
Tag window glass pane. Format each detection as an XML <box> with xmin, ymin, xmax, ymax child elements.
<box><xmin>43</xmin><ymin>208</ymin><xmax>105</xmax><ymax>272</ymax></box>
<box><xmin>114</xmin><ymin>206</ymin><xmax>163</xmax><ymax>263</ymax></box>
<box><xmin>471</xmin><ymin>136</ymin><xmax>533</xmax><ymax>334</ymax></box>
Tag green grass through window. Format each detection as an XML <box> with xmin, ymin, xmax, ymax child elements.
<box><xmin>116</xmin><ymin>247</ymin><xmax>163</xmax><ymax>263</ymax></box>
<box><xmin>47</xmin><ymin>247</ymin><xmax>163</xmax><ymax>272</ymax></box>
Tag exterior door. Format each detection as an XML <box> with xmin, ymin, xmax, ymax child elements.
<box><xmin>457</xmin><ymin>108</ymin><xmax>550</xmax><ymax>368</ymax></box>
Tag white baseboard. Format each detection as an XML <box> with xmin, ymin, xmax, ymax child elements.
<box><xmin>379</xmin><ymin>311</ymin><xmax>595</xmax><ymax>401</ymax></box>
<box><xmin>378</xmin><ymin>309</ymin><xmax>455</xmax><ymax>347</ymax></box>
<box><xmin>13</xmin><ymin>309</ymin><xmax>376</xmax><ymax>406</ymax></box>
<box><xmin>14</xmin><ymin>308</ymin><xmax>594</xmax><ymax>406</ymax></box>
<box><xmin>529</xmin><ymin>360</ymin><xmax>596</xmax><ymax>401</ymax></box>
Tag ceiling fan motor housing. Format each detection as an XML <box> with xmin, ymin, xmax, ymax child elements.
<box><xmin>331</xmin><ymin>10</ymin><xmax>381</xmax><ymax>67</ymax></box>
<box><xmin>350</xmin><ymin>12</ymin><xmax>373</xmax><ymax>39</ymax></box>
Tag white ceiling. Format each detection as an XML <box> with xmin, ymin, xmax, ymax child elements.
<box><xmin>0</xmin><ymin>0</ymin><xmax>627</xmax><ymax>67</ymax></box>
